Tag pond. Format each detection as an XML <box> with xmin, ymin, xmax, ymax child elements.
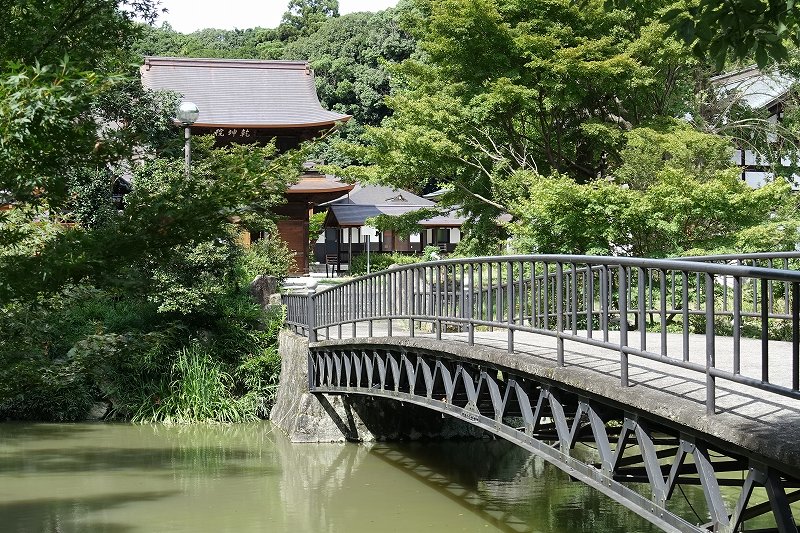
<box><xmin>0</xmin><ymin>422</ymin><xmax>724</xmax><ymax>532</ymax></box>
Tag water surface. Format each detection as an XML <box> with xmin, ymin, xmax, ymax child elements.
<box><xmin>0</xmin><ymin>422</ymin><xmax>729</xmax><ymax>532</ymax></box>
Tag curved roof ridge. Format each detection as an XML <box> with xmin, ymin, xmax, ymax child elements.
<box><xmin>141</xmin><ymin>56</ymin><xmax>350</xmax><ymax>128</ymax></box>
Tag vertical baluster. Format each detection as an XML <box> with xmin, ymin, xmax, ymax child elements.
<box><xmin>322</xmin><ymin>292</ymin><xmax>327</xmax><ymax>340</ymax></box>
<box><xmin>507</xmin><ymin>261</ymin><xmax>514</xmax><ymax>353</ymax></box>
<box><xmin>383</xmin><ymin>270</ymin><xmax>390</xmax><ymax>337</ymax></box>
<box><xmin>351</xmin><ymin>281</ymin><xmax>357</xmax><ymax>338</ymax></box>
<box><xmin>556</xmin><ymin>262</ymin><xmax>564</xmax><ymax>365</ymax></box>
<box><xmin>409</xmin><ymin>268</ymin><xmax>415</xmax><ymax>337</ymax></box>
<box><xmin>697</xmin><ymin>272</ymin><xmax>702</xmax><ymax>311</ymax></box>
<box><xmin>733</xmin><ymin>275</ymin><xmax>741</xmax><ymax>374</ymax></box>
<box><xmin>530</xmin><ymin>261</ymin><xmax>537</xmax><ymax>328</ymax></box>
<box><xmin>660</xmin><ymin>269</ymin><xmax>667</xmax><ymax>357</ymax></box>
<box><xmin>496</xmin><ymin>261</ymin><xmax>503</xmax><ymax>324</ymax></box>
<box><xmin>452</xmin><ymin>264</ymin><xmax>457</xmax><ymax>325</ymax></box>
<box><xmin>587</xmin><ymin>265</ymin><xmax>594</xmax><ymax>338</ymax></box>
<box><xmin>468</xmin><ymin>263</ymin><xmax>475</xmax><ymax>345</ymax></box>
<box><xmin>620</xmin><ymin>266</ymin><xmax>629</xmax><ymax>387</ymax></box>
<box><xmin>761</xmin><ymin>278</ymin><xmax>769</xmax><ymax>383</ymax></box>
<box><xmin>426</xmin><ymin>266</ymin><xmax>433</xmax><ymax>334</ymax></box>
<box><xmin>768</xmin><ymin>259</ymin><xmax>774</xmax><ymax>317</ymax></box>
<box><xmin>461</xmin><ymin>263</ymin><xmax>466</xmax><ymax>329</ymax></box>
<box><xmin>307</xmin><ymin>294</ymin><xmax>317</xmax><ymax>342</ymax></box>
<box><xmin>793</xmin><ymin>282</ymin><xmax>799</xmax><ymax>390</ymax></box>
<box><xmin>478</xmin><ymin>263</ymin><xmax>484</xmax><ymax>324</ymax></box>
<box><xmin>368</xmin><ymin>276</ymin><xmax>373</xmax><ymax>337</ymax></box>
<box><xmin>722</xmin><ymin>274</ymin><xmax>728</xmax><ymax>312</ymax></box>
<box><xmin>682</xmin><ymin>272</ymin><xmax>689</xmax><ymax>362</ymax></box>
<box><xmin>706</xmin><ymin>273</ymin><xmax>716</xmax><ymax>415</ymax></box>
<box><xmin>518</xmin><ymin>261</ymin><xmax>525</xmax><ymax>327</ymax></box>
<box><xmin>639</xmin><ymin>267</ymin><xmax>646</xmax><ymax>351</ymax></box>
<box><xmin>487</xmin><ymin>262</ymin><xmax>494</xmax><ymax>326</ymax></box>
<box><xmin>571</xmin><ymin>262</ymin><xmax>578</xmax><ymax>335</ymax></box>
<box><xmin>337</xmin><ymin>287</ymin><xmax>342</xmax><ymax>339</ymax></box>
<box><xmin>753</xmin><ymin>275</ymin><xmax>759</xmax><ymax>315</ymax></box>
<box><xmin>543</xmin><ymin>262</ymin><xmax>550</xmax><ymax>331</ymax></box>
<box><xmin>435</xmin><ymin>265</ymin><xmax>442</xmax><ymax>339</ymax></box>
<box><xmin>785</xmin><ymin>258</ymin><xmax>791</xmax><ymax>315</ymax></box>
<box><xmin>600</xmin><ymin>265</ymin><xmax>608</xmax><ymax>342</ymax></box>
<box><xmin>671</xmin><ymin>271</ymin><xmax>676</xmax><ymax>312</ymax></box>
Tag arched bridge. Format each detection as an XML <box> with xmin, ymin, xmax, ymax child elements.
<box><xmin>283</xmin><ymin>253</ymin><xmax>800</xmax><ymax>533</ymax></box>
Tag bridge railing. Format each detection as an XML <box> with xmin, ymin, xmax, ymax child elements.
<box><xmin>284</xmin><ymin>254</ymin><xmax>800</xmax><ymax>414</ymax></box>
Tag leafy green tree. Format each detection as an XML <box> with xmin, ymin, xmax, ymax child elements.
<box><xmin>282</xmin><ymin>7</ymin><xmax>416</xmax><ymax>164</ymax></box>
<box><xmin>283</xmin><ymin>8</ymin><xmax>415</xmax><ymax>128</ymax></box>
<box><xmin>508</xmin><ymin>124</ymin><xmax>800</xmax><ymax>256</ymax></box>
<box><xmin>0</xmin><ymin>0</ymin><xmax>302</xmax><ymax>422</ymax></box>
<box><xmin>657</xmin><ymin>0</ymin><xmax>800</xmax><ymax>67</ymax></box>
<box><xmin>1</xmin><ymin>0</ymin><xmax>160</xmax><ymax>66</ymax></box>
<box><xmin>281</xmin><ymin>0</ymin><xmax>340</xmax><ymax>37</ymax></box>
<box><xmin>341</xmin><ymin>0</ymin><xmax>696</xmax><ymax>253</ymax></box>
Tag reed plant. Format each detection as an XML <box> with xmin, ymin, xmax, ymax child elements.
<box><xmin>133</xmin><ymin>343</ymin><xmax>254</xmax><ymax>424</ymax></box>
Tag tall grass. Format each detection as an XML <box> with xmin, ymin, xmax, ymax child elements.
<box><xmin>132</xmin><ymin>343</ymin><xmax>255</xmax><ymax>424</ymax></box>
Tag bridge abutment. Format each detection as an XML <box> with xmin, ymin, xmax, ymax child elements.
<box><xmin>271</xmin><ymin>330</ymin><xmax>485</xmax><ymax>442</ymax></box>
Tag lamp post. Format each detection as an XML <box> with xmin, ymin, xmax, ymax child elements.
<box><xmin>176</xmin><ymin>101</ymin><xmax>199</xmax><ymax>178</ymax></box>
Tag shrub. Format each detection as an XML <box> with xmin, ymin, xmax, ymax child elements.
<box><xmin>349</xmin><ymin>251</ymin><xmax>423</xmax><ymax>276</ymax></box>
<box><xmin>133</xmin><ymin>342</ymin><xmax>254</xmax><ymax>424</ymax></box>
<box><xmin>241</xmin><ymin>233</ymin><xmax>294</xmax><ymax>282</ymax></box>
<box><xmin>0</xmin><ymin>356</ymin><xmax>94</xmax><ymax>422</ymax></box>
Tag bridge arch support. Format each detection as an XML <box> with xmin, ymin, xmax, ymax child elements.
<box><xmin>308</xmin><ymin>337</ymin><xmax>800</xmax><ymax>533</ymax></box>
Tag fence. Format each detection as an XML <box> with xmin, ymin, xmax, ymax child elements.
<box><xmin>285</xmin><ymin>253</ymin><xmax>800</xmax><ymax>414</ymax></box>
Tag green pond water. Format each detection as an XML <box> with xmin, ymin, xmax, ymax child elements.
<box><xmin>0</xmin><ymin>422</ymin><xmax>757</xmax><ymax>532</ymax></box>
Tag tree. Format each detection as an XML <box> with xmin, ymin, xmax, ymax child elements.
<box><xmin>281</xmin><ymin>0</ymin><xmax>340</xmax><ymax>37</ymax></box>
<box><xmin>281</xmin><ymin>7</ymin><xmax>416</xmax><ymax>164</ymax></box>
<box><xmin>657</xmin><ymin>0</ymin><xmax>800</xmax><ymax>68</ymax></box>
<box><xmin>0</xmin><ymin>0</ymin><xmax>161</xmax><ymax>66</ymax></box>
<box><xmin>508</xmin><ymin>123</ymin><xmax>800</xmax><ymax>257</ymax></box>
<box><xmin>282</xmin><ymin>8</ymin><xmax>415</xmax><ymax>129</ymax></box>
<box><xmin>0</xmin><ymin>0</ymin><xmax>303</xmax><ymax>422</ymax></box>
<box><xmin>340</xmin><ymin>0</ymin><xmax>697</xmax><ymax>253</ymax></box>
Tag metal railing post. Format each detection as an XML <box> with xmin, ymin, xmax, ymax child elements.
<box><xmin>619</xmin><ymin>266</ymin><xmax>629</xmax><ymax>387</ymax></box>
<box><xmin>794</xmin><ymin>282</ymin><xmax>800</xmax><ymax>391</ymax></box>
<box><xmin>507</xmin><ymin>261</ymin><xmax>514</xmax><ymax>353</ymax></box>
<box><xmin>556</xmin><ymin>262</ymin><xmax>564</xmax><ymax>366</ymax></box>
<box><xmin>706</xmin><ymin>273</ymin><xmax>716</xmax><ymax>415</ymax></box>
<box><xmin>468</xmin><ymin>263</ymin><xmax>475</xmax><ymax>346</ymax></box>
<box><xmin>306</xmin><ymin>293</ymin><xmax>317</xmax><ymax>343</ymax></box>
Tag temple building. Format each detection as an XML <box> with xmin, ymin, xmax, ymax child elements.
<box><xmin>318</xmin><ymin>184</ymin><xmax>465</xmax><ymax>272</ymax></box>
<box><xmin>140</xmin><ymin>56</ymin><xmax>352</xmax><ymax>273</ymax></box>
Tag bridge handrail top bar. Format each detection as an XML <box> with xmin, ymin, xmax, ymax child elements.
<box><xmin>310</xmin><ymin>253</ymin><xmax>800</xmax><ymax>296</ymax></box>
<box><xmin>677</xmin><ymin>251</ymin><xmax>800</xmax><ymax>262</ymax></box>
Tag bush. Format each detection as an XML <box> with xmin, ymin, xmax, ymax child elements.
<box><xmin>133</xmin><ymin>342</ymin><xmax>253</xmax><ymax>424</ymax></box>
<box><xmin>241</xmin><ymin>233</ymin><xmax>294</xmax><ymax>282</ymax></box>
<box><xmin>349</xmin><ymin>251</ymin><xmax>423</xmax><ymax>276</ymax></box>
<box><xmin>0</xmin><ymin>357</ymin><xmax>95</xmax><ymax>422</ymax></box>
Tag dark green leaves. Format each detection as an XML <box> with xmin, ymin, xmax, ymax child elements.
<box><xmin>661</xmin><ymin>0</ymin><xmax>800</xmax><ymax>68</ymax></box>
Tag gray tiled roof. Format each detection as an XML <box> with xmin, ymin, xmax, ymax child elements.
<box><xmin>710</xmin><ymin>66</ymin><xmax>795</xmax><ymax>110</ymax></box>
<box><xmin>141</xmin><ymin>57</ymin><xmax>351</xmax><ymax>128</ymax></box>
<box><xmin>323</xmin><ymin>183</ymin><xmax>465</xmax><ymax>227</ymax></box>
<box><xmin>319</xmin><ymin>184</ymin><xmax>433</xmax><ymax>207</ymax></box>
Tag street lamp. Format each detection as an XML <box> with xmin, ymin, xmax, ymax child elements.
<box><xmin>176</xmin><ymin>101</ymin><xmax>199</xmax><ymax>178</ymax></box>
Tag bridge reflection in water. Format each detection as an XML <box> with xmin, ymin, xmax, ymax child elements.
<box><xmin>284</xmin><ymin>253</ymin><xmax>800</xmax><ymax>533</ymax></box>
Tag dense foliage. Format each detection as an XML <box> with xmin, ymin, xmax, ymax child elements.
<box><xmin>0</xmin><ymin>1</ymin><xmax>302</xmax><ymax>423</ymax></box>
<box><xmin>5</xmin><ymin>0</ymin><xmax>800</xmax><ymax>422</ymax></box>
<box><xmin>332</xmin><ymin>0</ymin><xmax>800</xmax><ymax>256</ymax></box>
